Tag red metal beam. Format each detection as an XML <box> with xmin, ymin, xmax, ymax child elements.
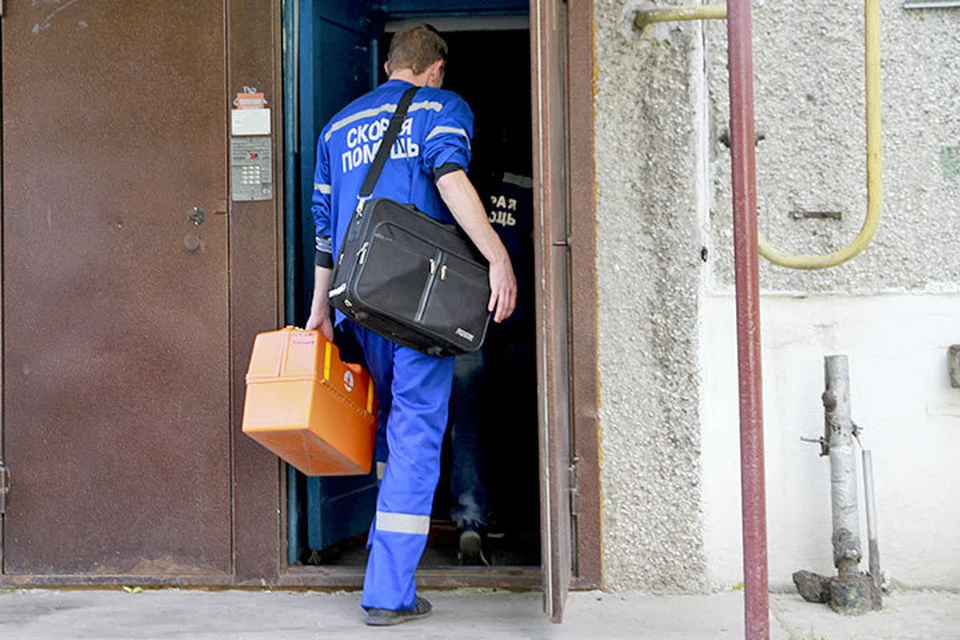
<box><xmin>725</xmin><ymin>0</ymin><xmax>770</xmax><ymax>637</ymax></box>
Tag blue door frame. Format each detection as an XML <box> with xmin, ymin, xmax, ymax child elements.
<box><xmin>281</xmin><ymin>0</ymin><xmax>528</xmax><ymax>567</ymax></box>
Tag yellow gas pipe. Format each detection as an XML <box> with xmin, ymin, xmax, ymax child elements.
<box><xmin>634</xmin><ymin>0</ymin><xmax>882</xmax><ymax>270</ymax></box>
<box><xmin>634</xmin><ymin>4</ymin><xmax>728</xmax><ymax>32</ymax></box>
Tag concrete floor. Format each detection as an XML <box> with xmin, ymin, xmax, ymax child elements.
<box><xmin>0</xmin><ymin>588</ymin><xmax>956</xmax><ymax>640</ymax></box>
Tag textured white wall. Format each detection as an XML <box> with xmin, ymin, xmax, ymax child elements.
<box><xmin>702</xmin><ymin>294</ymin><xmax>960</xmax><ymax>590</ymax></box>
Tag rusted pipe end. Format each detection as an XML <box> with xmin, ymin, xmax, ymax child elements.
<box><xmin>794</xmin><ymin>569</ymin><xmax>883</xmax><ymax>613</ymax></box>
<box><xmin>835</xmin><ymin>556</ymin><xmax>861</xmax><ymax>579</ymax></box>
<box><xmin>632</xmin><ymin>14</ymin><xmax>652</xmax><ymax>33</ymax></box>
<box><xmin>833</xmin><ymin>528</ymin><xmax>863</xmax><ymax>575</ymax></box>
<box><xmin>829</xmin><ymin>573</ymin><xmax>882</xmax><ymax>615</ymax></box>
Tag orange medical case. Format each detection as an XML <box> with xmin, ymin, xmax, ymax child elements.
<box><xmin>241</xmin><ymin>327</ymin><xmax>377</xmax><ymax>476</ymax></box>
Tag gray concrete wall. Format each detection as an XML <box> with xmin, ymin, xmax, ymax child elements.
<box><xmin>594</xmin><ymin>0</ymin><xmax>960</xmax><ymax>592</ymax></box>
<box><xmin>594</xmin><ymin>0</ymin><xmax>709</xmax><ymax>592</ymax></box>
<box><xmin>707</xmin><ymin>3</ymin><xmax>960</xmax><ymax>293</ymax></box>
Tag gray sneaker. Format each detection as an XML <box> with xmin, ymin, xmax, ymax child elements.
<box><xmin>459</xmin><ymin>527</ymin><xmax>490</xmax><ymax>566</ymax></box>
<box><xmin>365</xmin><ymin>596</ymin><xmax>433</xmax><ymax>626</ymax></box>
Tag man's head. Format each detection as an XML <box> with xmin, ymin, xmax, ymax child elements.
<box><xmin>385</xmin><ymin>24</ymin><xmax>447</xmax><ymax>88</ymax></box>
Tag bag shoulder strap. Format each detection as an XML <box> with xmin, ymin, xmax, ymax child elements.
<box><xmin>358</xmin><ymin>85</ymin><xmax>420</xmax><ymax>199</ymax></box>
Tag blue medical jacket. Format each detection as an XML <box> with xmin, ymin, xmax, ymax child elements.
<box><xmin>312</xmin><ymin>80</ymin><xmax>475</xmax><ymax>325</ymax></box>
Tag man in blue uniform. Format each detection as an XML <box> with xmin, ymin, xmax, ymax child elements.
<box><xmin>305</xmin><ymin>24</ymin><xmax>517</xmax><ymax>626</ymax></box>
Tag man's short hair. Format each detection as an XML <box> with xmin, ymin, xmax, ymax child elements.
<box><xmin>387</xmin><ymin>24</ymin><xmax>448</xmax><ymax>75</ymax></box>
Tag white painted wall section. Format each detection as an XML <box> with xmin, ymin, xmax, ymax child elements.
<box><xmin>702</xmin><ymin>294</ymin><xmax>960</xmax><ymax>591</ymax></box>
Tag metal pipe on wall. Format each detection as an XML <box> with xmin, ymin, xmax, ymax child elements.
<box><xmin>793</xmin><ymin>358</ymin><xmax>880</xmax><ymax>613</ymax></box>
<box><xmin>819</xmin><ymin>356</ymin><xmax>881</xmax><ymax>614</ymax></box>
<box><xmin>633</xmin><ymin>4</ymin><xmax>727</xmax><ymax>33</ymax></box>
<box><xmin>726</xmin><ymin>0</ymin><xmax>770</xmax><ymax>636</ymax></box>
<box><xmin>756</xmin><ymin>0</ymin><xmax>882</xmax><ymax>269</ymax></box>
<box><xmin>862</xmin><ymin>449</ymin><xmax>883</xmax><ymax>602</ymax></box>
<box><xmin>824</xmin><ymin>356</ymin><xmax>862</xmax><ymax>574</ymax></box>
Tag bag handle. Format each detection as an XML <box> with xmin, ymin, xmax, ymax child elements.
<box><xmin>357</xmin><ymin>85</ymin><xmax>420</xmax><ymax>200</ymax></box>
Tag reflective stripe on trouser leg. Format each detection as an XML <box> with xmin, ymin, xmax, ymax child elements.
<box><xmin>361</xmin><ymin>341</ymin><xmax>454</xmax><ymax>611</ymax></box>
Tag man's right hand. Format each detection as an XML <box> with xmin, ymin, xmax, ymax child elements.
<box><xmin>436</xmin><ymin>170</ymin><xmax>518</xmax><ymax>324</ymax></box>
<box><xmin>487</xmin><ymin>257</ymin><xmax>517</xmax><ymax>324</ymax></box>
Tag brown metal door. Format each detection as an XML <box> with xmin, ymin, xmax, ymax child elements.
<box><xmin>532</xmin><ymin>0</ymin><xmax>573</xmax><ymax>622</ymax></box>
<box><xmin>2</xmin><ymin>2</ymin><xmax>231</xmax><ymax>577</ymax></box>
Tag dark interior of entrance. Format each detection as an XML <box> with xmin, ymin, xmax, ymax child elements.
<box><xmin>283</xmin><ymin>1</ymin><xmax>539</xmax><ymax>570</ymax></box>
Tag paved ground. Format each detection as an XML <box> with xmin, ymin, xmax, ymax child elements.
<box><xmin>0</xmin><ymin>587</ymin><xmax>956</xmax><ymax>639</ymax></box>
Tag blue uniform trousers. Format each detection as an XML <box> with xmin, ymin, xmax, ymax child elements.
<box><xmin>342</xmin><ymin>320</ymin><xmax>454</xmax><ymax>611</ymax></box>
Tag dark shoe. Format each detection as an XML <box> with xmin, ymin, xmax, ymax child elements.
<box><xmin>458</xmin><ymin>523</ymin><xmax>490</xmax><ymax>566</ymax></box>
<box><xmin>365</xmin><ymin>596</ymin><xmax>433</xmax><ymax>626</ymax></box>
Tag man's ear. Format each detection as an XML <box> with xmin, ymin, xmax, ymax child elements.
<box><xmin>383</xmin><ymin>61</ymin><xmax>391</xmax><ymax>76</ymax></box>
<box><xmin>427</xmin><ymin>59</ymin><xmax>445</xmax><ymax>87</ymax></box>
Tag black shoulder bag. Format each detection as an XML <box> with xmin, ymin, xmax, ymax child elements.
<box><xmin>328</xmin><ymin>86</ymin><xmax>492</xmax><ymax>357</ymax></box>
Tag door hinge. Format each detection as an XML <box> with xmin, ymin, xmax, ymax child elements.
<box><xmin>568</xmin><ymin>456</ymin><xmax>580</xmax><ymax>517</ymax></box>
<box><xmin>0</xmin><ymin>464</ymin><xmax>10</xmax><ymax>514</ymax></box>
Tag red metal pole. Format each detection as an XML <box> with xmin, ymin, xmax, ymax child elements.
<box><xmin>725</xmin><ymin>0</ymin><xmax>770</xmax><ymax>637</ymax></box>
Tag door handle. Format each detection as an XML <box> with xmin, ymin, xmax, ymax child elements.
<box><xmin>188</xmin><ymin>207</ymin><xmax>206</xmax><ymax>227</ymax></box>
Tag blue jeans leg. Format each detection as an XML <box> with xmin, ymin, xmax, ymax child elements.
<box><xmin>448</xmin><ymin>349</ymin><xmax>488</xmax><ymax>528</ymax></box>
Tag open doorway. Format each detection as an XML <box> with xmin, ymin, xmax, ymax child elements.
<box><xmin>282</xmin><ymin>2</ymin><xmax>540</xmax><ymax>573</ymax></box>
